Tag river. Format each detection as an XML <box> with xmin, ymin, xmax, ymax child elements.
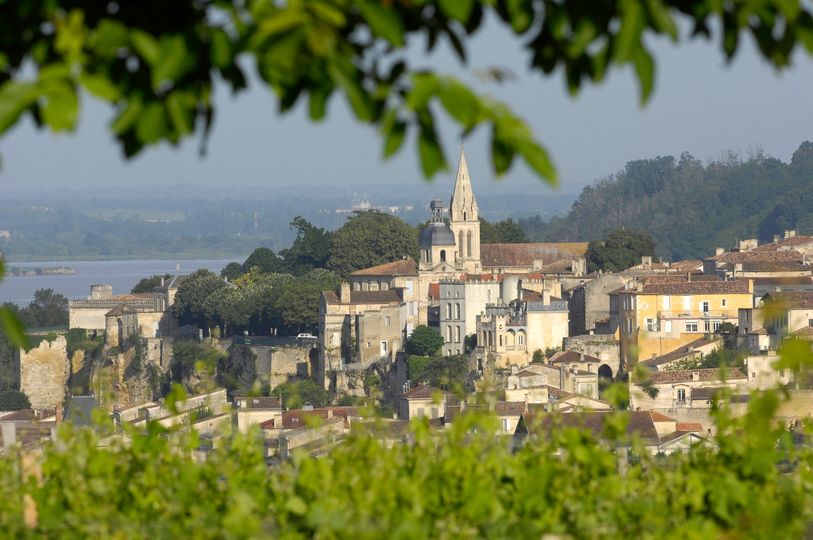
<box><xmin>0</xmin><ymin>258</ymin><xmax>241</xmax><ymax>305</ymax></box>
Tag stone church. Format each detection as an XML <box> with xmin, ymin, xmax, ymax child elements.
<box><xmin>318</xmin><ymin>148</ymin><xmax>588</xmax><ymax>387</ymax></box>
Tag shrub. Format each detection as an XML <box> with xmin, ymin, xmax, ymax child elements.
<box><xmin>0</xmin><ymin>390</ymin><xmax>30</xmax><ymax>411</ymax></box>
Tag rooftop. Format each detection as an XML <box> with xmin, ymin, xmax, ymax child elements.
<box><xmin>480</xmin><ymin>242</ymin><xmax>588</xmax><ymax>269</ymax></box>
<box><xmin>350</xmin><ymin>258</ymin><xmax>418</xmax><ymax>277</ymax></box>
<box><xmin>647</xmin><ymin>368</ymin><xmax>747</xmax><ymax>384</ymax></box>
<box><xmin>322</xmin><ymin>288</ymin><xmax>403</xmax><ymax>305</ymax></box>
<box><xmin>614</xmin><ymin>279</ymin><xmax>751</xmax><ymax>296</ymax></box>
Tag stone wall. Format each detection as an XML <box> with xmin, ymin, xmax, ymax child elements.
<box><xmin>17</xmin><ymin>335</ymin><xmax>69</xmax><ymax>410</ymax></box>
<box><xmin>238</xmin><ymin>343</ymin><xmax>316</xmax><ymax>389</ymax></box>
<box><xmin>563</xmin><ymin>334</ymin><xmax>621</xmax><ymax>378</ymax></box>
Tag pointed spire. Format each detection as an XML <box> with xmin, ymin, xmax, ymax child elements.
<box><xmin>450</xmin><ymin>146</ymin><xmax>477</xmax><ymax>222</ymax></box>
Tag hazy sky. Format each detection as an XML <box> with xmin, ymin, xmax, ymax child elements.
<box><xmin>1</xmin><ymin>15</ymin><xmax>812</xmax><ymax>196</ymax></box>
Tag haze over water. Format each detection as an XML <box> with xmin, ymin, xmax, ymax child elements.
<box><xmin>0</xmin><ymin>259</ymin><xmax>236</xmax><ymax>305</ymax></box>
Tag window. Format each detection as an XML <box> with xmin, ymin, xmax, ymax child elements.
<box><xmin>662</xmin><ymin>296</ymin><xmax>670</xmax><ymax>310</ymax></box>
<box><xmin>809</xmin><ymin>318</ymin><xmax>813</xmax><ymax>327</ymax></box>
<box><xmin>701</xmin><ymin>301</ymin><xmax>709</xmax><ymax>313</ymax></box>
<box><xmin>455</xmin><ymin>303</ymin><xmax>461</xmax><ymax>319</ymax></box>
<box><xmin>683</xmin><ymin>296</ymin><xmax>691</xmax><ymax>310</ymax></box>
<box><xmin>518</xmin><ymin>333</ymin><xmax>524</xmax><ymax>346</ymax></box>
<box><xmin>704</xmin><ymin>320</ymin><xmax>710</xmax><ymax>332</ymax></box>
<box><xmin>686</xmin><ymin>322</ymin><xmax>698</xmax><ymax>332</ymax></box>
<box><xmin>384</xmin><ymin>316</ymin><xmax>391</xmax><ymax>327</ymax></box>
<box><xmin>502</xmin><ymin>418</ymin><xmax>510</xmax><ymax>432</ymax></box>
<box><xmin>677</xmin><ymin>388</ymin><xmax>686</xmax><ymax>403</ymax></box>
<box><xmin>455</xmin><ymin>325</ymin><xmax>461</xmax><ymax>343</ymax></box>
<box><xmin>499</xmin><ymin>335</ymin><xmax>503</xmax><ymax>347</ymax></box>
<box><xmin>431</xmin><ymin>407</ymin><xmax>439</xmax><ymax>419</ymax></box>
<box><xmin>446</xmin><ymin>303</ymin><xmax>452</xmax><ymax>319</ymax></box>
<box><xmin>713</xmin><ymin>321</ymin><xmax>721</xmax><ymax>331</ymax></box>
<box><xmin>645</xmin><ymin>318</ymin><xmax>656</xmax><ymax>332</ymax></box>
<box><xmin>440</xmin><ymin>249</ymin><xmax>446</xmax><ymax>262</ymax></box>
<box><xmin>722</xmin><ymin>298</ymin><xmax>727</xmax><ymax>307</ymax></box>
<box><xmin>446</xmin><ymin>326</ymin><xmax>452</xmax><ymax>342</ymax></box>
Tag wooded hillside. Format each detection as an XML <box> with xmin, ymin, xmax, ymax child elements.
<box><xmin>521</xmin><ymin>142</ymin><xmax>813</xmax><ymax>260</ymax></box>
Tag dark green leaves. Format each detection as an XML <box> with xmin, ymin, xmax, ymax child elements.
<box><xmin>356</xmin><ymin>1</ymin><xmax>405</xmax><ymax>46</ymax></box>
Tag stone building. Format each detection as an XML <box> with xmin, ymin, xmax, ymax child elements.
<box><xmin>69</xmin><ymin>284</ymin><xmax>166</xmax><ymax>333</ymax></box>
<box><xmin>16</xmin><ymin>335</ymin><xmax>69</xmax><ymax>410</ymax></box>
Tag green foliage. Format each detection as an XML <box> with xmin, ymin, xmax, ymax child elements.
<box><xmin>172</xmin><ymin>269</ymin><xmax>227</xmax><ymax>331</ymax></box>
<box><xmin>220</xmin><ymin>262</ymin><xmax>244</xmax><ymax>281</ymax></box>
<box><xmin>170</xmin><ymin>340</ymin><xmax>223</xmax><ymax>394</ymax></box>
<box><xmin>242</xmin><ymin>247</ymin><xmax>285</xmax><ymax>275</ymax></box>
<box><xmin>273</xmin><ymin>379</ymin><xmax>329</xmax><ymax>410</ymax></box>
<box><xmin>327</xmin><ymin>211</ymin><xmax>419</xmax><ymax>277</ymax></box>
<box><xmin>586</xmin><ymin>229</ymin><xmax>656</xmax><ymax>272</ymax></box>
<box><xmin>130</xmin><ymin>273</ymin><xmax>171</xmax><ymax>294</ymax></box>
<box><xmin>532</xmin><ymin>349</ymin><xmax>545</xmax><ymax>363</ymax></box>
<box><xmin>405</xmin><ymin>326</ymin><xmax>444</xmax><ymax>357</ymax></box>
<box><xmin>0</xmin><ymin>389</ymin><xmax>30</xmax><ymax>411</ymax></box>
<box><xmin>217</xmin><ymin>346</ymin><xmax>258</xmax><ymax>398</ymax></box>
<box><xmin>410</xmin><ymin>355</ymin><xmax>469</xmax><ymax>392</ymax></box>
<box><xmin>278</xmin><ymin>217</ymin><xmax>331</xmax><ymax>276</ymax></box>
<box><xmin>407</xmin><ymin>355</ymin><xmax>431</xmax><ymax>381</ymax></box>
<box><xmin>701</xmin><ymin>346</ymin><xmax>746</xmax><ymax>370</ymax></box>
<box><xmin>479</xmin><ymin>218</ymin><xmax>529</xmax><ymax>244</ymax></box>
<box><xmin>4</xmin><ymin>289</ymin><xmax>69</xmax><ymax>330</ymax></box>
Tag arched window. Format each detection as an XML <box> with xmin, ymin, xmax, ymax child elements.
<box><xmin>455</xmin><ymin>303</ymin><xmax>461</xmax><ymax>320</ymax></box>
<box><xmin>446</xmin><ymin>303</ymin><xmax>452</xmax><ymax>319</ymax></box>
<box><xmin>463</xmin><ymin>211</ymin><xmax>467</xmax><ymax>220</ymax></box>
<box><xmin>353</xmin><ymin>282</ymin><xmax>361</xmax><ymax>291</ymax></box>
<box><xmin>455</xmin><ymin>325</ymin><xmax>461</xmax><ymax>343</ymax></box>
<box><xmin>458</xmin><ymin>231</ymin><xmax>464</xmax><ymax>256</ymax></box>
<box><xmin>499</xmin><ymin>334</ymin><xmax>503</xmax><ymax>347</ymax></box>
<box><xmin>518</xmin><ymin>332</ymin><xmax>525</xmax><ymax>346</ymax></box>
<box><xmin>466</xmin><ymin>230</ymin><xmax>473</xmax><ymax>258</ymax></box>
<box><xmin>440</xmin><ymin>249</ymin><xmax>446</xmax><ymax>262</ymax></box>
<box><xmin>446</xmin><ymin>325</ymin><xmax>452</xmax><ymax>342</ymax></box>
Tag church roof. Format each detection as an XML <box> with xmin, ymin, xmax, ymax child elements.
<box><xmin>351</xmin><ymin>258</ymin><xmax>418</xmax><ymax>277</ymax></box>
<box><xmin>419</xmin><ymin>222</ymin><xmax>456</xmax><ymax>248</ymax></box>
<box><xmin>449</xmin><ymin>147</ymin><xmax>477</xmax><ymax>222</ymax></box>
<box><xmin>481</xmin><ymin>242</ymin><xmax>589</xmax><ymax>269</ymax></box>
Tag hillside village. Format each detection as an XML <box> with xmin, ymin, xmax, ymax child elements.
<box><xmin>3</xmin><ymin>149</ymin><xmax>813</xmax><ymax>459</ymax></box>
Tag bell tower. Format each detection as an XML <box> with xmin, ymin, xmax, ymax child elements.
<box><xmin>449</xmin><ymin>147</ymin><xmax>481</xmax><ymax>273</ymax></box>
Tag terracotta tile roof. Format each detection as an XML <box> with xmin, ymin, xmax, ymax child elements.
<box><xmin>741</xmin><ymin>260</ymin><xmax>810</xmax><ymax>272</ymax></box>
<box><xmin>350</xmin><ymin>258</ymin><xmax>418</xmax><ymax>277</ymax></box>
<box><xmin>640</xmin><ymin>338</ymin><xmax>717</xmax><ymax>368</ymax></box>
<box><xmin>658</xmin><ymin>430</ymin><xmax>700</xmax><ymax>445</ymax></box>
<box><xmin>400</xmin><ymin>384</ymin><xmax>442</xmax><ymax>399</ymax></box>
<box><xmin>752</xmin><ymin>276</ymin><xmax>813</xmax><ymax>286</ymax></box>
<box><xmin>523</xmin><ymin>411</ymin><xmax>659</xmax><ymax>445</ymax></box>
<box><xmin>709</xmin><ymin>250</ymin><xmax>803</xmax><ymax>263</ymax></box>
<box><xmin>0</xmin><ymin>409</ymin><xmax>36</xmax><ymax>422</ymax></box>
<box><xmin>676</xmin><ymin>422</ymin><xmax>703</xmax><ymax>432</ymax></box>
<box><xmin>618</xmin><ymin>279</ymin><xmax>751</xmax><ymax>296</ymax></box>
<box><xmin>649</xmin><ymin>411</ymin><xmax>676</xmax><ymax>422</ymax></box>
<box><xmin>754</xmin><ymin>236</ymin><xmax>813</xmax><ymax>251</ymax></box>
<box><xmin>495</xmin><ymin>401</ymin><xmax>526</xmax><ymax>416</ymax></box>
<box><xmin>670</xmin><ymin>260</ymin><xmax>704</xmax><ymax>272</ymax></box>
<box><xmin>792</xmin><ymin>326</ymin><xmax>813</xmax><ymax>337</ymax></box>
<box><xmin>322</xmin><ymin>289</ymin><xmax>403</xmax><ymax>305</ymax></box>
<box><xmin>278</xmin><ymin>407</ymin><xmax>361</xmax><ymax>430</ymax></box>
<box><xmin>481</xmin><ymin>242</ymin><xmax>588</xmax><ymax>268</ymax></box>
<box><xmin>549</xmin><ymin>350</ymin><xmax>601</xmax><ymax>364</ymax></box>
<box><xmin>762</xmin><ymin>291</ymin><xmax>813</xmax><ymax>309</ymax></box>
<box><xmin>234</xmin><ymin>396</ymin><xmax>282</xmax><ymax>410</ymax></box>
<box><xmin>690</xmin><ymin>386</ymin><xmax>748</xmax><ymax>400</ymax></box>
<box><xmin>648</xmin><ymin>368</ymin><xmax>747</xmax><ymax>384</ymax></box>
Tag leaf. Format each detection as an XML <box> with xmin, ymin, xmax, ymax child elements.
<box><xmin>633</xmin><ymin>47</ymin><xmax>655</xmax><ymax>105</ymax></box>
<box><xmin>406</xmin><ymin>73</ymin><xmax>438</xmax><ymax>111</ymax></box>
<box><xmin>79</xmin><ymin>73</ymin><xmax>120</xmax><ymax>101</ymax></box>
<box><xmin>88</xmin><ymin>19</ymin><xmax>129</xmax><ymax>57</ymax></box>
<box><xmin>0</xmin><ymin>81</ymin><xmax>38</xmax><ymax>133</ymax></box>
<box><xmin>437</xmin><ymin>78</ymin><xmax>480</xmax><ymax>127</ymax></box>
<box><xmin>516</xmin><ymin>140</ymin><xmax>556</xmax><ymax>183</ymax></box>
<box><xmin>614</xmin><ymin>0</ymin><xmax>644</xmax><ymax>62</ymax></box>
<box><xmin>439</xmin><ymin>0</ymin><xmax>474</xmax><ymax>23</ymax></box>
<box><xmin>135</xmin><ymin>101</ymin><xmax>167</xmax><ymax>144</ymax></box>
<box><xmin>506</xmin><ymin>0</ymin><xmax>534</xmax><ymax>33</ymax></box>
<box><xmin>645</xmin><ymin>0</ymin><xmax>678</xmax><ymax>40</ymax></box>
<box><xmin>328</xmin><ymin>61</ymin><xmax>372</xmax><ymax>122</ymax></box>
<box><xmin>0</xmin><ymin>307</ymin><xmax>29</xmax><ymax>350</ymax></box>
<box><xmin>111</xmin><ymin>95</ymin><xmax>143</xmax><ymax>135</ymax></box>
<box><xmin>309</xmin><ymin>85</ymin><xmax>332</xmax><ymax>121</ymax></box>
<box><xmin>210</xmin><ymin>28</ymin><xmax>232</xmax><ymax>69</ymax></box>
<box><xmin>418</xmin><ymin>124</ymin><xmax>445</xmax><ymax>177</ymax></box>
<box><xmin>356</xmin><ymin>0</ymin><xmax>405</xmax><ymax>46</ymax></box>
<box><xmin>383</xmin><ymin>118</ymin><xmax>406</xmax><ymax>158</ymax></box>
<box><xmin>166</xmin><ymin>92</ymin><xmax>194</xmax><ymax>136</ymax></box>
<box><xmin>152</xmin><ymin>35</ymin><xmax>195</xmax><ymax>91</ymax></box>
<box><xmin>40</xmin><ymin>82</ymin><xmax>79</xmax><ymax>132</ymax></box>
<box><xmin>491</xmin><ymin>127</ymin><xmax>515</xmax><ymax>175</ymax></box>
<box><xmin>130</xmin><ymin>29</ymin><xmax>161</xmax><ymax>66</ymax></box>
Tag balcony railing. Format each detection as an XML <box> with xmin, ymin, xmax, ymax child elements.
<box><xmin>658</xmin><ymin>311</ymin><xmax>731</xmax><ymax>319</ymax></box>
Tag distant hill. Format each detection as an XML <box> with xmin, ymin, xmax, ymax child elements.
<box><xmin>520</xmin><ymin>142</ymin><xmax>813</xmax><ymax>261</ymax></box>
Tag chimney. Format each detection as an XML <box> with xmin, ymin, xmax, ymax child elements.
<box><xmin>641</xmin><ymin>255</ymin><xmax>652</xmax><ymax>267</ymax></box>
<box><xmin>160</xmin><ymin>277</ymin><xmax>165</xmax><ymax>287</ymax></box>
<box><xmin>734</xmin><ymin>263</ymin><xmax>743</xmax><ymax>275</ymax></box>
<box><xmin>715</xmin><ymin>247</ymin><xmax>725</xmax><ymax>256</ymax></box>
<box><xmin>692</xmin><ymin>371</ymin><xmax>700</xmax><ymax>382</ymax></box>
<box><xmin>340</xmin><ymin>282</ymin><xmax>351</xmax><ymax>303</ymax></box>
<box><xmin>773</xmin><ymin>234</ymin><xmax>781</xmax><ymax>243</ymax></box>
<box><xmin>785</xmin><ymin>230</ymin><xmax>797</xmax><ymax>238</ymax></box>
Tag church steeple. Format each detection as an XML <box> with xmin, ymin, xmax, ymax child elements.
<box><xmin>449</xmin><ymin>147</ymin><xmax>478</xmax><ymax>223</ymax></box>
<box><xmin>448</xmin><ymin>146</ymin><xmax>481</xmax><ymax>273</ymax></box>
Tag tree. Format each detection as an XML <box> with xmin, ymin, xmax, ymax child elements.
<box><xmin>220</xmin><ymin>262</ymin><xmax>244</xmax><ymax>281</ymax></box>
<box><xmin>586</xmin><ymin>230</ymin><xmax>656</xmax><ymax>273</ymax></box>
<box><xmin>0</xmin><ymin>390</ymin><xmax>31</xmax><ymax>411</ymax></box>
<box><xmin>273</xmin><ymin>379</ymin><xmax>329</xmax><ymax>409</ymax></box>
<box><xmin>480</xmin><ymin>218</ymin><xmax>529</xmax><ymax>244</ymax></box>
<box><xmin>172</xmin><ymin>269</ymin><xmax>227</xmax><ymax>332</ymax></box>
<box><xmin>405</xmin><ymin>326</ymin><xmax>444</xmax><ymax>357</ymax></box>
<box><xmin>327</xmin><ymin>211</ymin><xmax>419</xmax><ymax>277</ymax></box>
<box><xmin>411</xmin><ymin>355</ymin><xmax>470</xmax><ymax>392</ymax></box>
<box><xmin>242</xmin><ymin>248</ymin><xmax>285</xmax><ymax>275</ymax></box>
<box><xmin>278</xmin><ymin>217</ymin><xmax>332</xmax><ymax>276</ymax></box>
<box><xmin>131</xmin><ymin>274</ymin><xmax>171</xmax><ymax>294</ymax></box>
<box><xmin>19</xmin><ymin>289</ymin><xmax>69</xmax><ymax>328</ymax></box>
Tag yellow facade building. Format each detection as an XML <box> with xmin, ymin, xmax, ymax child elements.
<box><xmin>610</xmin><ymin>279</ymin><xmax>754</xmax><ymax>366</ymax></box>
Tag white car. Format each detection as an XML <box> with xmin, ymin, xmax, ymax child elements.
<box><xmin>296</xmin><ymin>333</ymin><xmax>317</xmax><ymax>340</ymax></box>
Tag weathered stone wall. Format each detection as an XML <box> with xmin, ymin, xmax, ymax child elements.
<box><xmin>18</xmin><ymin>336</ymin><xmax>69</xmax><ymax>410</ymax></box>
<box><xmin>563</xmin><ymin>335</ymin><xmax>621</xmax><ymax>378</ymax></box>
<box><xmin>239</xmin><ymin>343</ymin><xmax>316</xmax><ymax>389</ymax></box>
